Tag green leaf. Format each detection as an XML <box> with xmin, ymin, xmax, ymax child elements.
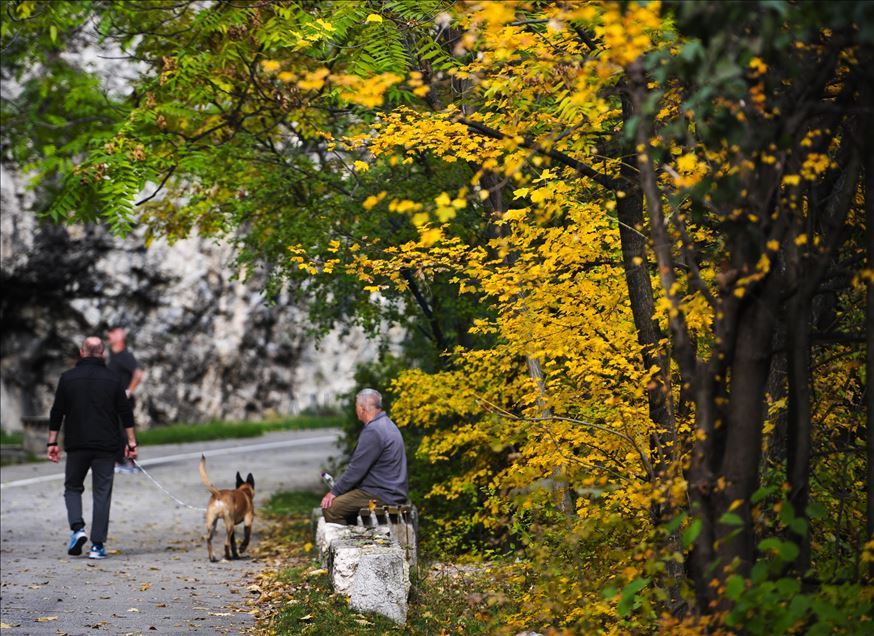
<box><xmin>779</xmin><ymin>501</ymin><xmax>796</xmax><ymax>525</ymax></box>
<box><xmin>616</xmin><ymin>577</ymin><xmax>650</xmax><ymax>618</ymax></box>
<box><xmin>718</xmin><ymin>512</ymin><xmax>743</xmax><ymax>527</ymax></box>
<box><xmin>775</xmin><ymin>577</ymin><xmax>800</xmax><ymax>596</ymax></box>
<box><xmin>725</xmin><ymin>575</ymin><xmax>745</xmax><ymax>601</ymax></box>
<box><xmin>778</xmin><ymin>541</ymin><xmax>799</xmax><ymax>562</ymax></box>
<box><xmin>665</xmin><ymin>511</ymin><xmax>687</xmax><ymax>534</ymax></box>
<box><xmin>788</xmin><ymin>517</ymin><xmax>808</xmax><ymax>537</ymax></box>
<box><xmin>758</xmin><ymin>537</ymin><xmax>782</xmax><ymax>553</ymax></box>
<box><xmin>750</xmin><ymin>486</ymin><xmax>775</xmax><ymax>504</ymax></box>
<box><xmin>682</xmin><ymin>518</ymin><xmax>702</xmax><ymax>549</ymax></box>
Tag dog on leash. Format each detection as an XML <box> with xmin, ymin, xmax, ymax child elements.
<box><xmin>198</xmin><ymin>454</ymin><xmax>255</xmax><ymax>562</ymax></box>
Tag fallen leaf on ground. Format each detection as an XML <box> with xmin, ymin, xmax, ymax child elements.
<box><xmin>140</xmin><ymin>583</ymin><xmax>151</xmax><ymax>592</ymax></box>
<box><xmin>127</xmin><ymin>608</ymin><xmax>139</xmax><ymax>613</ymax></box>
<box><xmin>36</xmin><ymin>616</ymin><xmax>58</xmax><ymax>622</ymax></box>
<box><xmin>1</xmin><ymin>623</ymin><xmax>22</xmax><ymax>628</ymax></box>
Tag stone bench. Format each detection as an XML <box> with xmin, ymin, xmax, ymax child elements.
<box><xmin>312</xmin><ymin>504</ymin><xmax>418</xmax><ymax>624</ymax></box>
<box><xmin>357</xmin><ymin>504</ymin><xmax>418</xmax><ymax>568</ymax></box>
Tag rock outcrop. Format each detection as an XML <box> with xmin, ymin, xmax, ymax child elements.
<box><xmin>0</xmin><ymin>164</ymin><xmax>399</xmax><ymax>429</ymax></box>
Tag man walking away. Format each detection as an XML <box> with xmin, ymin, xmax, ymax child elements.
<box><xmin>321</xmin><ymin>388</ymin><xmax>408</xmax><ymax>524</ymax></box>
<box><xmin>106</xmin><ymin>325</ymin><xmax>143</xmax><ymax>474</ymax></box>
<box><xmin>47</xmin><ymin>336</ymin><xmax>139</xmax><ymax>559</ymax></box>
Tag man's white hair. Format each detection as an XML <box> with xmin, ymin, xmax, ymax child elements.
<box><xmin>356</xmin><ymin>388</ymin><xmax>382</xmax><ymax>410</ymax></box>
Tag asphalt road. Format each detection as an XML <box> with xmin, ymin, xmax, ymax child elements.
<box><xmin>0</xmin><ymin>428</ymin><xmax>341</xmax><ymax>635</ymax></box>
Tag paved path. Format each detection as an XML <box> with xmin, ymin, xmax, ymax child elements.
<box><xmin>0</xmin><ymin>428</ymin><xmax>341</xmax><ymax>634</ymax></box>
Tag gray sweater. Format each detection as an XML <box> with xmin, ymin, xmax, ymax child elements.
<box><xmin>332</xmin><ymin>412</ymin><xmax>408</xmax><ymax>504</ymax></box>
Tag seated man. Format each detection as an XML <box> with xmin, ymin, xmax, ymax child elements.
<box><xmin>321</xmin><ymin>388</ymin><xmax>408</xmax><ymax>524</ymax></box>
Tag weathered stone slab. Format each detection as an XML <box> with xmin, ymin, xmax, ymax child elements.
<box><xmin>348</xmin><ymin>546</ymin><xmax>410</xmax><ymax>624</ymax></box>
<box><xmin>314</xmin><ymin>513</ymin><xmax>351</xmax><ymax>564</ymax></box>
<box><xmin>313</xmin><ymin>509</ymin><xmax>393</xmax><ymax>564</ymax></box>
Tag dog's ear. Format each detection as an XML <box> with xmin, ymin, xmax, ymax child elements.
<box><xmin>236</xmin><ymin>472</ymin><xmax>244</xmax><ymax>488</ymax></box>
<box><xmin>246</xmin><ymin>473</ymin><xmax>255</xmax><ymax>488</ymax></box>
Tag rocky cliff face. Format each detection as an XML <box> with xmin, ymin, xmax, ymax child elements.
<box><xmin>0</xmin><ymin>164</ymin><xmax>396</xmax><ymax>430</ymax></box>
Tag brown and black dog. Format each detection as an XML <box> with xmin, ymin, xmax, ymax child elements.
<box><xmin>198</xmin><ymin>454</ymin><xmax>255</xmax><ymax>562</ymax></box>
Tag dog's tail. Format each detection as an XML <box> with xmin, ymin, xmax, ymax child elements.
<box><xmin>199</xmin><ymin>454</ymin><xmax>221</xmax><ymax>497</ymax></box>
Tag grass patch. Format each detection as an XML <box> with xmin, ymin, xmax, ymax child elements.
<box><xmin>0</xmin><ymin>430</ymin><xmax>23</xmax><ymax>446</ymax></box>
<box><xmin>247</xmin><ymin>490</ymin><xmax>497</xmax><ymax>635</ymax></box>
<box><xmin>137</xmin><ymin>415</ymin><xmax>343</xmax><ymax>446</ymax></box>
<box><xmin>262</xmin><ymin>490</ymin><xmax>323</xmax><ymax>517</ymax></box>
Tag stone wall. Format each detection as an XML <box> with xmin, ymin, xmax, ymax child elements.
<box><xmin>0</xmin><ymin>164</ymin><xmax>400</xmax><ymax>430</ymax></box>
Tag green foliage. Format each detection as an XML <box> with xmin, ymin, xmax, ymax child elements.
<box><xmin>725</xmin><ymin>562</ymin><xmax>874</xmax><ymax>634</ymax></box>
<box><xmin>136</xmin><ymin>415</ymin><xmax>342</xmax><ymax>446</ymax></box>
<box><xmin>0</xmin><ymin>430</ymin><xmax>24</xmax><ymax>446</ymax></box>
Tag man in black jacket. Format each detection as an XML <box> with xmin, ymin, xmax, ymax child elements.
<box><xmin>47</xmin><ymin>336</ymin><xmax>138</xmax><ymax>559</ymax></box>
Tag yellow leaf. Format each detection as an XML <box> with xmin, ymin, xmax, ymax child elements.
<box><xmin>353</xmin><ymin>160</ymin><xmax>369</xmax><ymax>172</ymax></box>
<box><xmin>35</xmin><ymin>617</ymin><xmax>58</xmax><ymax>623</ymax></box>
<box><xmin>297</xmin><ymin>68</ymin><xmax>330</xmax><ymax>91</ymax></box>
<box><xmin>420</xmin><ymin>227</ymin><xmax>443</xmax><ymax>246</ymax></box>
<box><xmin>260</xmin><ymin>60</ymin><xmax>280</xmax><ymax>73</ymax></box>
<box><xmin>365</xmin><ymin>13</ymin><xmax>383</xmax><ymax>23</ymax></box>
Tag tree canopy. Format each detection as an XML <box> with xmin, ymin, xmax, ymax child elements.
<box><xmin>2</xmin><ymin>0</ymin><xmax>873</xmax><ymax>631</ymax></box>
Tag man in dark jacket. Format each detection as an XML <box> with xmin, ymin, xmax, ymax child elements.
<box><xmin>321</xmin><ymin>388</ymin><xmax>408</xmax><ymax>524</ymax></box>
<box><xmin>47</xmin><ymin>336</ymin><xmax>138</xmax><ymax>559</ymax></box>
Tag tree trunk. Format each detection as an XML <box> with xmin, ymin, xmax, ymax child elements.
<box><xmin>618</xmin><ymin>95</ymin><xmax>677</xmax><ymax>473</ymax></box>
<box><xmin>865</xmin><ymin>143</ymin><xmax>874</xmax><ymax>559</ymax></box>
<box><xmin>786</xmin><ymin>149</ymin><xmax>860</xmax><ymax>573</ymax></box>
<box><xmin>716</xmin><ymin>276</ymin><xmax>781</xmax><ymax>576</ymax></box>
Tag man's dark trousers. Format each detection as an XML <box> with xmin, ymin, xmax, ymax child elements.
<box><xmin>64</xmin><ymin>450</ymin><xmax>115</xmax><ymax>544</ymax></box>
